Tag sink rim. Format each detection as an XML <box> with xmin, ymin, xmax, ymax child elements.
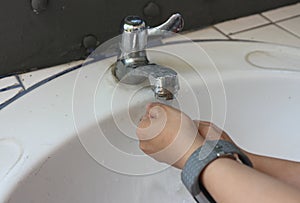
<box><xmin>1</xmin><ymin>40</ymin><xmax>300</xmax><ymax>202</ymax></box>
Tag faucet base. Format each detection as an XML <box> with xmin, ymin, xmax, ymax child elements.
<box><xmin>113</xmin><ymin>51</ymin><xmax>149</xmax><ymax>84</ymax></box>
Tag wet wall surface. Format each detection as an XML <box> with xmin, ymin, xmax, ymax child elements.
<box><xmin>0</xmin><ymin>0</ymin><xmax>299</xmax><ymax>76</ymax></box>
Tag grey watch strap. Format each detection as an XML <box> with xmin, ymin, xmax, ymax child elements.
<box><xmin>181</xmin><ymin>140</ymin><xmax>253</xmax><ymax>202</ymax></box>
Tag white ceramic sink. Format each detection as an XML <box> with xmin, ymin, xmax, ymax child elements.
<box><xmin>1</xmin><ymin>40</ymin><xmax>300</xmax><ymax>203</ymax></box>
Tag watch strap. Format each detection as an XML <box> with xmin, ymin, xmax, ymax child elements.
<box><xmin>181</xmin><ymin>140</ymin><xmax>253</xmax><ymax>202</ymax></box>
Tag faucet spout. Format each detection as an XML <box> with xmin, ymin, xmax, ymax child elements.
<box><xmin>128</xmin><ymin>64</ymin><xmax>180</xmax><ymax>100</ymax></box>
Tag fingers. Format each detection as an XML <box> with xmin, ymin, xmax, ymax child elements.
<box><xmin>136</xmin><ymin>103</ymin><xmax>167</xmax><ymax>141</ymax></box>
<box><xmin>149</xmin><ymin>105</ymin><xmax>163</xmax><ymax>119</ymax></box>
<box><xmin>136</xmin><ymin>103</ymin><xmax>206</xmax><ymax>169</ymax></box>
<box><xmin>138</xmin><ymin>103</ymin><xmax>164</xmax><ymax>127</ymax></box>
<box><xmin>142</xmin><ymin>102</ymin><xmax>165</xmax><ymax>120</ymax></box>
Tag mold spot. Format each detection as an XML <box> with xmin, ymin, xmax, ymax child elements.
<box><xmin>31</xmin><ymin>0</ymin><xmax>48</xmax><ymax>14</ymax></box>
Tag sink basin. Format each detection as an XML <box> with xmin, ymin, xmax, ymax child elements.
<box><xmin>1</xmin><ymin>40</ymin><xmax>300</xmax><ymax>203</ymax></box>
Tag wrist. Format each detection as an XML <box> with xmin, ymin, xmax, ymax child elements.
<box><xmin>176</xmin><ymin>139</ymin><xmax>203</xmax><ymax>169</ymax></box>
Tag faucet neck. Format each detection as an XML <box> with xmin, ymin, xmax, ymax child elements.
<box><xmin>120</xmin><ymin>16</ymin><xmax>148</xmax><ymax>56</ymax></box>
<box><xmin>114</xmin><ymin>14</ymin><xmax>183</xmax><ymax>90</ymax></box>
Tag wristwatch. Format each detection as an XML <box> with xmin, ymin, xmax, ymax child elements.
<box><xmin>181</xmin><ymin>140</ymin><xmax>253</xmax><ymax>203</ymax></box>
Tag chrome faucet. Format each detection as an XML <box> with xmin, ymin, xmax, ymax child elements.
<box><xmin>113</xmin><ymin>13</ymin><xmax>184</xmax><ymax>100</ymax></box>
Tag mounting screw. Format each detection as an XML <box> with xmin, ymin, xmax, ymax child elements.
<box><xmin>82</xmin><ymin>35</ymin><xmax>99</xmax><ymax>54</ymax></box>
<box><xmin>31</xmin><ymin>0</ymin><xmax>48</xmax><ymax>14</ymax></box>
<box><xmin>143</xmin><ymin>2</ymin><xmax>160</xmax><ymax>18</ymax></box>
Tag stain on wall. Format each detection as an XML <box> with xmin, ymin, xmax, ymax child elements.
<box><xmin>0</xmin><ymin>0</ymin><xmax>299</xmax><ymax>76</ymax></box>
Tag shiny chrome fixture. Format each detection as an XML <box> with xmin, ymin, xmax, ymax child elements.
<box><xmin>113</xmin><ymin>13</ymin><xmax>184</xmax><ymax>100</ymax></box>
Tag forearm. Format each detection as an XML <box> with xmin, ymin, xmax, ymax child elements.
<box><xmin>244</xmin><ymin>152</ymin><xmax>300</xmax><ymax>189</ymax></box>
<box><xmin>201</xmin><ymin>158</ymin><xmax>300</xmax><ymax>203</ymax></box>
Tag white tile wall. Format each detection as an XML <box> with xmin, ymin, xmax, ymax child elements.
<box><xmin>231</xmin><ymin>24</ymin><xmax>300</xmax><ymax>47</ymax></box>
<box><xmin>214</xmin><ymin>14</ymin><xmax>270</xmax><ymax>35</ymax></box>
<box><xmin>262</xmin><ymin>3</ymin><xmax>300</xmax><ymax>22</ymax></box>
<box><xmin>277</xmin><ymin>16</ymin><xmax>300</xmax><ymax>38</ymax></box>
<box><xmin>162</xmin><ymin>27</ymin><xmax>228</xmax><ymax>43</ymax></box>
<box><xmin>183</xmin><ymin>27</ymin><xmax>228</xmax><ymax>40</ymax></box>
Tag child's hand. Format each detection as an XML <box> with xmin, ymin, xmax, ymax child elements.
<box><xmin>136</xmin><ymin>102</ymin><xmax>204</xmax><ymax>169</ymax></box>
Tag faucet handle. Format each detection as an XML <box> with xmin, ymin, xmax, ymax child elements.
<box><xmin>122</xmin><ymin>16</ymin><xmax>146</xmax><ymax>33</ymax></box>
<box><xmin>148</xmin><ymin>13</ymin><xmax>184</xmax><ymax>36</ymax></box>
<box><xmin>119</xmin><ymin>13</ymin><xmax>184</xmax><ymax>55</ymax></box>
<box><xmin>122</xmin><ymin>13</ymin><xmax>184</xmax><ymax>34</ymax></box>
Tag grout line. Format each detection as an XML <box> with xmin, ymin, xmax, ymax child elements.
<box><xmin>211</xmin><ymin>26</ymin><xmax>230</xmax><ymax>39</ymax></box>
<box><xmin>276</xmin><ymin>14</ymin><xmax>300</xmax><ymax>23</ymax></box>
<box><xmin>243</xmin><ymin>13</ymin><xmax>300</xmax><ymax>39</ymax></box>
<box><xmin>0</xmin><ymin>84</ymin><xmax>22</xmax><ymax>92</ymax></box>
<box><xmin>262</xmin><ymin>13</ymin><xmax>300</xmax><ymax>24</ymax></box>
<box><xmin>212</xmin><ymin>26</ymin><xmax>231</xmax><ymax>39</ymax></box>
<box><xmin>274</xmin><ymin>23</ymin><xmax>300</xmax><ymax>39</ymax></box>
<box><xmin>15</xmin><ymin>75</ymin><xmax>26</xmax><ymax>90</ymax></box>
<box><xmin>259</xmin><ymin>13</ymin><xmax>274</xmax><ymax>22</ymax></box>
<box><xmin>227</xmin><ymin>22</ymin><xmax>272</xmax><ymax>36</ymax></box>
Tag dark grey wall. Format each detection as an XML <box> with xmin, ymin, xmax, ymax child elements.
<box><xmin>0</xmin><ymin>0</ymin><xmax>299</xmax><ymax>76</ymax></box>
